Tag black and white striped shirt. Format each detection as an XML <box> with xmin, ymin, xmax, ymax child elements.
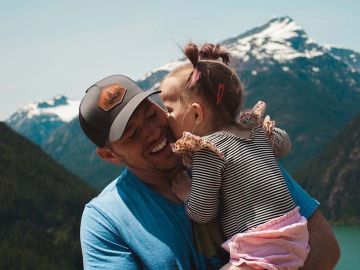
<box><xmin>186</xmin><ymin>126</ymin><xmax>296</xmax><ymax>239</ymax></box>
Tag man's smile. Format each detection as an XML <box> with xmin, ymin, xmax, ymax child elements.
<box><xmin>150</xmin><ymin>137</ymin><xmax>168</xmax><ymax>154</ymax></box>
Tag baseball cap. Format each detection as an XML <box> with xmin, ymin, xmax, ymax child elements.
<box><xmin>79</xmin><ymin>75</ymin><xmax>161</xmax><ymax>147</ymax></box>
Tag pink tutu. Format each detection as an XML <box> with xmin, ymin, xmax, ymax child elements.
<box><xmin>221</xmin><ymin>207</ymin><xmax>309</xmax><ymax>270</ymax></box>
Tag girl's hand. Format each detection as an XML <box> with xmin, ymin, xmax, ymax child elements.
<box><xmin>171</xmin><ymin>171</ymin><xmax>192</xmax><ymax>202</ymax></box>
<box><xmin>262</xmin><ymin>115</ymin><xmax>275</xmax><ymax>138</ymax></box>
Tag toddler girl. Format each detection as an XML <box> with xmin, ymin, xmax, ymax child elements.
<box><xmin>160</xmin><ymin>43</ymin><xmax>309</xmax><ymax>270</ymax></box>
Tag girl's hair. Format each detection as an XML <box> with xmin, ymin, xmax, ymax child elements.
<box><xmin>165</xmin><ymin>42</ymin><xmax>244</xmax><ymax>127</ymax></box>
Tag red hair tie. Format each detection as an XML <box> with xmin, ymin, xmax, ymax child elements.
<box><xmin>216</xmin><ymin>83</ymin><xmax>225</xmax><ymax>105</ymax></box>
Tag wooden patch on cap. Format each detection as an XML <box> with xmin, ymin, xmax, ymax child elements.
<box><xmin>97</xmin><ymin>84</ymin><xmax>126</xmax><ymax>111</ymax></box>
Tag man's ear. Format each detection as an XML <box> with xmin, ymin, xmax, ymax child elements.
<box><xmin>96</xmin><ymin>147</ymin><xmax>123</xmax><ymax>165</ymax></box>
<box><xmin>190</xmin><ymin>102</ymin><xmax>205</xmax><ymax>125</ymax></box>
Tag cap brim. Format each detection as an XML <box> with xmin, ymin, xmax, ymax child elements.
<box><xmin>108</xmin><ymin>89</ymin><xmax>161</xmax><ymax>142</ymax></box>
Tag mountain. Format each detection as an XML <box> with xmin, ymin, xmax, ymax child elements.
<box><xmin>295</xmin><ymin>113</ymin><xmax>360</xmax><ymax>224</ymax></box>
<box><xmin>139</xmin><ymin>16</ymin><xmax>360</xmax><ymax>171</ymax></box>
<box><xmin>0</xmin><ymin>122</ymin><xmax>96</xmax><ymax>269</ymax></box>
<box><xmin>6</xmin><ymin>16</ymin><xmax>360</xmax><ymax>191</ymax></box>
<box><xmin>328</xmin><ymin>46</ymin><xmax>360</xmax><ymax>72</ymax></box>
<box><xmin>43</xmin><ymin>118</ymin><xmax>123</xmax><ymax>189</ymax></box>
<box><xmin>6</xmin><ymin>95</ymin><xmax>80</xmax><ymax>145</ymax></box>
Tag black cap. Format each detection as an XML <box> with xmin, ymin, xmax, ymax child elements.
<box><xmin>79</xmin><ymin>75</ymin><xmax>161</xmax><ymax>147</ymax></box>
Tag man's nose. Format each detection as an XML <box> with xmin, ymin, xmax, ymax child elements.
<box><xmin>141</xmin><ymin>121</ymin><xmax>162</xmax><ymax>139</ymax></box>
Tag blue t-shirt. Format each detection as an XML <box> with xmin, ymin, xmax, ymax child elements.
<box><xmin>80</xmin><ymin>166</ymin><xmax>319</xmax><ymax>270</ymax></box>
<box><xmin>278</xmin><ymin>163</ymin><xmax>320</xmax><ymax>218</ymax></box>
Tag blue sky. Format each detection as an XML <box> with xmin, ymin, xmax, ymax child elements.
<box><xmin>1</xmin><ymin>0</ymin><xmax>359</xmax><ymax>120</ymax></box>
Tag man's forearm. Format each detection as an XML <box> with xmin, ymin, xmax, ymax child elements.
<box><xmin>302</xmin><ymin>209</ymin><xmax>340</xmax><ymax>270</ymax></box>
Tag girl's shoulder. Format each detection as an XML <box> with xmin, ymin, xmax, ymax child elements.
<box><xmin>172</xmin><ymin>132</ymin><xmax>225</xmax><ymax>161</ymax></box>
<box><xmin>207</xmin><ymin>128</ymin><xmax>257</xmax><ymax>143</ymax></box>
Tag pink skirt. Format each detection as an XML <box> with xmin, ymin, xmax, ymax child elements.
<box><xmin>221</xmin><ymin>207</ymin><xmax>309</xmax><ymax>270</ymax></box>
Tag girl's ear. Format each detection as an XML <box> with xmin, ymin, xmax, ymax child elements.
<box><xmin>190</xmin><ymin>102</ymin><xmax>205</xmax><ymax>125</ymax></box>
<box><xmin>96</xmin><ymin>147</ymin><xmax>123</xmax><ymax>165</ymax></box>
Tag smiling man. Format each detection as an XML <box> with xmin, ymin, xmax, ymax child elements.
<box><xmin>79</xmin><ymin>75</ymin><xmax>203</xmax><ymax>269</ymax></box>
<box><xmin>79</xmin><ymin>75</ymin><xmax>339</xmax><ymax>270</ymax></box>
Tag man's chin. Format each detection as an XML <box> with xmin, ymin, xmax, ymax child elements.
<box><xmin>167</xmin><ymin>130</ymin><xmax>179</xmax><ymax>142</ymax></box>
<box><xmin>154</xmin><ymin>156</ymin><xmax>183</xmax><ymax>174</ymax></box>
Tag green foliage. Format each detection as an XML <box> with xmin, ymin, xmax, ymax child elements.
<box><xmin>0</xmin><ymin>123</ymin><xmax>96</xmax><ymax>269</ymax></box>
<box><xmin>240</xmin><ymin>55</ymin><xmax>360</xmax><ymax>172</ymax></box>
<box><xmin>295</xmin><ymin>114</ymin><xmax>360</xmax><ymax>224</ymax></box>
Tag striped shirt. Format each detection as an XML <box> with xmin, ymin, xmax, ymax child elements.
<box><xmin>186</xmin><ymin>126</ymin><xmax>296</xmax><ymax>239</ymax></box>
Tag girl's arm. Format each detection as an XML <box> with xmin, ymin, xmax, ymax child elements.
<box><xmin>172</xmin><ymin>171</ymin><xmax>192</xmax><ymax>202</ymax></box>
<box><xmin>184</xmin><ymin>149</ymin><xmax>224</xmax><ymax>223</ymax></box>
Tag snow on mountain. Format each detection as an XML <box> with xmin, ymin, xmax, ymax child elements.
<box><xmin>7</xmin><ymin>95</ymin><xmax>80</xmax><ymax>128</ymax></box>
<box><xmin>6</xmin><ymin>95</ymin><xmax>80</xmax><ymax>145</ymax></box>
<box><xmin>139</xmin><ymin>59</ymin><xmax>187</xmax><ymax>81</ymax></box>
<box><xmin>23</xmin><ymin>95</ymin><xmax>79</xmax><ymax>122</ymax></box>
<box><xmin>139</xmin><ymin>16</ymin><xmax>359</xmax><ymax>85</ymax></box>
<box><xmin>326</xmin><ymin>45</ymin><xmax>360</xmax><ymax>72</ymax></box>
<box><xmin>225</xmin><ymin>17</ymin><xmax>324</xmax><ymax>62</ymax></box>
<box><xmin>29</xmin><ymin>99</ymin><xmax>79</xmax><ymax>122</ymax></box>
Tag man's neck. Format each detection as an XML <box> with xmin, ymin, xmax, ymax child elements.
<box><xmin>129</xmin><ymin>169</ymin><xmax>181</xmax><ymax>203</ymax></box>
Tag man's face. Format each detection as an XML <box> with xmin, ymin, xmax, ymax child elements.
<box><xmin>108</xmin><ymin>99</ymin><xmax>182</xmax><ymax>176</ymax></box>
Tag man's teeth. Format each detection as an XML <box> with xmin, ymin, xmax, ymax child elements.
<box><xmin>151</xmin><ymin>138</ymin><xmax>167</xmax><ymax>153</ymax></box>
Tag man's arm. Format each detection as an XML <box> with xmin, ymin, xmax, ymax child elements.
<box><xmin>279</xmin><ymin>163</ymin><xmax>340</xmax><ymax>269</ymax></box>
<box><xmin>80</xmin><ymin>204</ymin><xmax>139</xmax><ymax>269</ymax></box>
<box><xmin>302</xmin><ymin>209</ymin><xmax>340</xmax><ymax>270</ymax></box>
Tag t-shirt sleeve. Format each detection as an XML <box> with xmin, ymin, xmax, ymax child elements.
<box><xmin>80</xmin><ymin>204</ymin><xmax>140</xmax><ymax>270</ymax></box>
<box><xmin>186</xmin><ymin>149</ymin><xmax>225</xmax><ymax>223</ymax></box>
<box><xmin>278</xmin><ymin>163</ymin><xmax>320</xmax><ymax>219</ymax></box>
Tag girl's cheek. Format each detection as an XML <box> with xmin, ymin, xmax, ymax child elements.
<box><xmin>167</xmin><ymin>117</ymin><xmax>182</xmax><ymax>140</ymax></box>
<box><xmin>167</xmin><ymin>116</ymin><xmax>176</xmax><ymax>129</ymax></box>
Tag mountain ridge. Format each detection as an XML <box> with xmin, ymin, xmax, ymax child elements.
<box><xmin>295</xmin><ymin>113</ymin><xmax>360</xmax><ymax>224</ymax></box>
<box><xmin>0</xmin><ymin>122</ymin><xmax>96</xmax><ymax>269</ymax></box>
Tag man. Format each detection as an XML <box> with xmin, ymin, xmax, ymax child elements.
<box><xmin>79</xmin><ymin>75</ymin><xmax>339</xmax><ymax>269</ymax></box>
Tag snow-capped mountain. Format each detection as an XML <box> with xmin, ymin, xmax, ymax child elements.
<box><xmin>139</xmin><ymin>16</ymin><xmax>359</xmax><ymax>89</ymax></box>
<box><xmin>6</xmin><ymin>95</ymin><xmax>80</xmax><ymax>145</ymax></box>
<box><xmin>136</xmin><ymin>16</ymin><xmax>360</xmax><ymax>173</ymax></box>
<box><xmin>224</xmin><ymin>16</ymin><xmax>323</xmax><ymax>62</ymax></box>
<box><xmin>6</xmin><ymin>16</ymin><xmax>360</xmax><ymax>190</ymax></box>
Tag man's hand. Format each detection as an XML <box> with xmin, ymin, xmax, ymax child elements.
<box><xmin>302</xmin><ymin>209</ymin><xmax>340</xmax><ymax>270</ymax></box>
<box><xmin>171</xmin><ymin>171</ymin><xmax>192</xmax><ymax>202</ymax></box>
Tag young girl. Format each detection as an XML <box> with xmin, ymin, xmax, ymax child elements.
<box><xmin>160</xmin><ymin>43</ymin><xmax>309</xmax><ymax>270</ymax></box>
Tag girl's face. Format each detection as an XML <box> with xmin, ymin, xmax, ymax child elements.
<box><xmin>160</xmin><ymin>77</ymin><xmax>196</xmax><ymax>140</ymax></box>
